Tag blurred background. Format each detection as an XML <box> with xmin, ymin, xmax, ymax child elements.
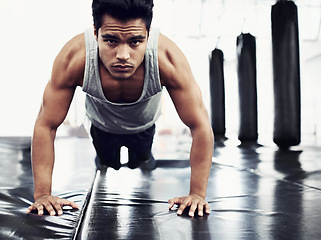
<box><xmin>0</xmin><ymin>0</ymin><xmax>320</xmax><ymax>146</ymax></box>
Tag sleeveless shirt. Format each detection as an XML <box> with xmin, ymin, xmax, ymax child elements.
<box><xmin>82</xmin><ymin>28</ymin><xmax>163</xmax><ymax>134</ymax></box>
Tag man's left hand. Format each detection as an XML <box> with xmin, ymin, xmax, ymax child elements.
<box><xmin>168</xmin><ymin>194</ymin><xmax>210</xmax><ymax>217</ymax></box>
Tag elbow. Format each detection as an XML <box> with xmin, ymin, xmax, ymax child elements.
<box><xmin>33</xmin><ymin>119</ymin><xmax>58</xmax><ymax>140</ymax></box>
<box><xmin>190</xmin><ymin>122</ymin><xmax>214</xmax><ymax>143</ymax></box>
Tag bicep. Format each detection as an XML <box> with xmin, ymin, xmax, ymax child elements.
<box><xmin>159</xmin><ymin>36</ymin><xmax>209</xmax><ymax>129</ymax></box>
<box><xmin>167</xmin><ymin>79</ymin><xmax>208</xmax><ymax>130</ymax></box>
<box><xmin>36</xmin><ymin>79</ymin><xmax>75</xmax><ymax>131</ymax></box>
<box><xmin>35</xmin><ymin>36</ymin><xmax>84</xmax><ymax>131</ymax></box>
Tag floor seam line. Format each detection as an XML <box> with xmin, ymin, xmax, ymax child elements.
<box><xmin>71</xmin><ymin>170</ymin><xmax>98</xmax><ymax>240</ymax></box>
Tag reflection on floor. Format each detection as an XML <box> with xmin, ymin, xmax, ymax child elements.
<box><xmin>1</xmin><ymin>135</ymin><xmax>321</xmax><ymax>239</ymax></box>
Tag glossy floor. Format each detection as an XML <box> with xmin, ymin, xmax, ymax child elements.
<box><xmin>1</xmin><ymin>136</ymin><xmax>321</xmax><ymax>239</ymax></box>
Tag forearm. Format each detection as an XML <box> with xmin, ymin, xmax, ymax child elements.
<box><xmin>189</xmin><ymin>126</ymin><xmax>214</xmax><ymax>198</ymax></box>
<box><xmin>31</xmin><ymin>123</ymin><xmax>57</xmax><ymax>200</ymax></box>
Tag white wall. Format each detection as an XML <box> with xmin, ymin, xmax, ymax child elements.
<box><xmin>0</xmin><ymin>0</ymin><xmax>92</xmax><ymax>136</ymax></box>
<box><xmin>0</xmin><ymin>0</ymin><xmax>320</xmax><ymax>145</ymax></box>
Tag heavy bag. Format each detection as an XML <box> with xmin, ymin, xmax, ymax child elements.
<box><xmin>272</xmin><ymin>0</ymin><xmax>301</xmax><ymax>148</ymax></box>
<box><xmin>209</xmin><ymin>48</ymin><xmax>226</xmax><ymax>139</ymax></box>
<box><xmin>236</xmin><ymin>33</ymin><xmax>258</xmax><ymax>142</ymax></box>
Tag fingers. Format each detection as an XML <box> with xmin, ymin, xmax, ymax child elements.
<box><xmin>168</xmin><ymin>197</ymin><xmax>181</xmax><ymax>210</ymax></box>
<box><xmin>70</xmin><ymin>201</ymin><xmax>79</xmax><ymax>209</ymax></box>
<box><xmin>168</xmin><ymin>197</ymin><xmax>186</xmax><ymax>215</ymax></box>
<box><xmin>59</xmin><ymin>198</ymin><xmax>79</xmax><ymax>209</ymax></box>
<box><xmin>204</xmin><ymin>202</ymin><xmax>211</xmax><ymax>215</ymax></box>
<box><xmin>26</xmin><ymin>204</ymin><xmax>44</xmax><ymax>215</ymax></box>
<box><xmin>188</xmin><ymin>201</ymin><xmax>198</xmax><ymax>217</ymax></box>
<box><xmin>26</xmin><ymin>195</ymin><xmax>78</xmax><ymax>216</ymax></box>
<box><xmin>45</xmin><ymin>199</ymin><xmax>60</xmax><ymax>216</ymax></box>
<box><xmin>168</xmin><ymin>195</ymin><xmax>210</xmax><ymax>217</ymax></box>
<box><xmin>177</xmin><ymin>201</ymin><xmax>187</xmax><ymax>216</ymax></box>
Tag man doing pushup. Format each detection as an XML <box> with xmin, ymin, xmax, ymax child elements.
<box><xmin>27</xmin><ymin>0</ymin><xmax>214</xmax><ymax>218</ymax></box>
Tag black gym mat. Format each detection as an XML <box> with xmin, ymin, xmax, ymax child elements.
<box><xmin>1</xmin><ymin>136</ymin><xmax>321</xmax><ymax>239</ymax></box>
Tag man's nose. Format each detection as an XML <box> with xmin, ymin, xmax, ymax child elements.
<box><xmin>116</xmin><ymin>44</ymin><xmax>130</xmax><ymax>60</ymax></box>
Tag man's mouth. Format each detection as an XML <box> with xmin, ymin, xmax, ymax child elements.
<box><xmin>112</xmin><ymin>64</ymin><xmax>134</xmax><ymax>71</ymax></box>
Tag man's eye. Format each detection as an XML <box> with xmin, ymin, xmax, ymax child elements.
<box><xmin>130</xmin><ymin>40</ymin><xmax>142</xmax><ymax>45</ymax></box>
<box><xmin>105</xmin><ymin>39</ymin><xmax>116</xmax><ymax>44</ymax></box>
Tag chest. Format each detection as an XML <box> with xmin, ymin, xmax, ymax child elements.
<box><xmin>99</xmin><ymin>66</ymin><xmax>145</xmax><ymax>103</ymax></box>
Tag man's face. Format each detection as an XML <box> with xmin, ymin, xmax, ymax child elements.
<box><xmin>95</xmin><ymin>14</ymin><xmax>149</xmax><ymax>80</ymax></box>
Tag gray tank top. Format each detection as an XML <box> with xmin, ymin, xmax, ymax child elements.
<box><xmin>82</xmin><ymin>28</ymin><xmax>163</xmax><ymax>134</ymax></box>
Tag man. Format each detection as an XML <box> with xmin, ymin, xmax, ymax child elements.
<box><xmin>26</xmin><ymin>0</ymin><xmax>214</xmax><ymax>218</ymax></box>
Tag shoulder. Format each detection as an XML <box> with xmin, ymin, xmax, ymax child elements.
<box><xmin>51</xmin><ymin>33</ymin><xmax>86</xmax><ymax>88</ymax></box>
<box><xmin>157</xmin><ymin>33</ymin><xmax>193</xmax><ymax>88</ymax></box>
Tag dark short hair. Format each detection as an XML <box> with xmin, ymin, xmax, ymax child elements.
<box><xmin>92</xmin><ymin>0</ymin><xmax>154</xmax><ymax>32</ymax></box>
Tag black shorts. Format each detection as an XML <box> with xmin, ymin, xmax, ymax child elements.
<box><xmin>90</xmin><ymin>124</ymin><xmax>156</xmax><ymax>170</ymax></box>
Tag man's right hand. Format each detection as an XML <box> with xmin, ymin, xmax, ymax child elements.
<box><xmin>26</xmin><ymin>195</ymin><xmax>79</xmax><ymax>216</ymax></box>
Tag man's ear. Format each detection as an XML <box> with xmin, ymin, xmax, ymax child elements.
<box><xmin>93</xmin><ymin>25</ymin><xmax>98</xmax><ymax>41</ymax></box>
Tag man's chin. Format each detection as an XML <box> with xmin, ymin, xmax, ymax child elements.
<box><xmin>112</xmin><ymin>74</ymin><xmax>131</xmax><ymax>80</ymax></box>
<box><xmin>111</xmin><ymin>71</ymin><xmax>135</xmax><ymax>80</ymax></box>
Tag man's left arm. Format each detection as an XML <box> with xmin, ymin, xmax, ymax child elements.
<box><xmin>158</xmin><ymin>34</ymin><xmax>214</xmax><ymax>217</ymax></box>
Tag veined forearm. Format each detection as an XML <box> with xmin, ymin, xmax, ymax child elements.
<box><xmin>31</xmin><ymin>124</ymin><xmax>57</xmax><ymax>200</ymax></box>
<box><xmin>189</xmin><ymin>126</ymin><xmax>214</xmax><ymax>198</ymax></box>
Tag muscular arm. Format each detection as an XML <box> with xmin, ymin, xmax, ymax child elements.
<box><xmin>27</xmin><ymin>34</ymin><xmax>85</xmax><ymax>215</ymax></box>
<box><xmin>158</xmin><ymin>34</ymin><xmax>214</xmax><ymax>217</ymax></box>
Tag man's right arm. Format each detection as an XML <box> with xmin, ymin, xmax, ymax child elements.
<box><xmin>26</xmin><ymin>34</ymin><xmax>85</xmax><ymax>216</ymax></box>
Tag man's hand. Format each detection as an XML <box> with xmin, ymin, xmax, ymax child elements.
<box><xmin>168</xmin><ymin>194</ymin><xmax>210</xmax><ymax>217</ymax></box>
<box><xmin>26</xmin><ymin>195</ymin><xmax>79</xmax><ymax>216</ymax></box>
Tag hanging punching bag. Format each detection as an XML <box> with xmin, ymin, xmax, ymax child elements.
<box><xmin>236</xmin><ymin>33</ymin><xmax>258</xmax><ymax>142</ymax></box>
<box><xmin>209</xmin><ymin>48</ymin><xmax>226</xmax><ymax>139</ymax></box>
<box><xmin>272</xmin><ymin>0</ymin><xmax>301</xmax><ymax>148</ymax></box>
